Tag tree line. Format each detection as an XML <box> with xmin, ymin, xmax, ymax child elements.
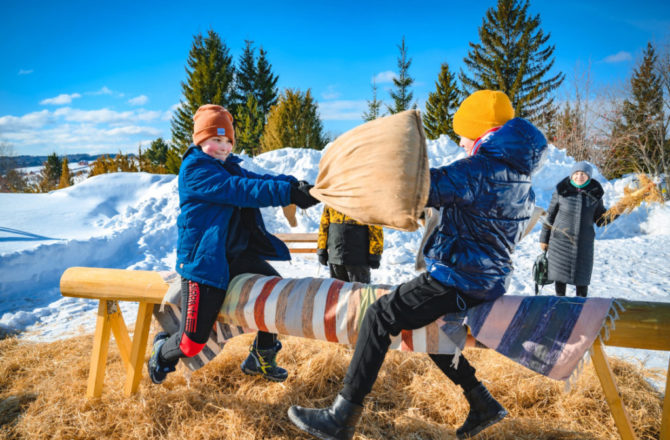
<box><xmin>2</xmin><ymin>0</ymin><xmax>667</xmax><ymax>196</ymax></box>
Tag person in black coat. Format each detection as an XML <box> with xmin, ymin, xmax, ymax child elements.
<box><xmin>539</xmin><ymin>162</ymin><xmax>616</xmax><ymax>297</ymax></box>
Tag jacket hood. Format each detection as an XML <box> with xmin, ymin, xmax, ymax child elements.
<box><xmin>557</xmin><ymin>176</ymin><xmax>604</xmax><ymax>199</ymax></box>
<box><xmin>477</xmin><ymin>118</ymin><xmax>548</xmax><ymax>175</ymax></box>
<box><xmin>183</xmin><ymin>144</ymin><xmax>242</xmax><ymax>164</ymax></box>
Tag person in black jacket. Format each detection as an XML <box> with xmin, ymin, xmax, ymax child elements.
<box><xmin>316</xmin><ymin>206</ymin><xmax>384</xmax><ymax>283</ymax></box>
<box><xmin>539</xmin><ymin>162</ymin><xmax>616</xmax><ymax>297</ymax></box>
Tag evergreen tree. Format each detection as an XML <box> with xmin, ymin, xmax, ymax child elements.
<box><xmin>235</xmin><ymin>93</ymin><xmax>265</xmax><ymax>156</ymax></box>
<box><xmin>605</xmin><ymin>43</ymin><xmax>667</xmax><ymax>179</ymax></box>
<box><xmin>233</xmin><ymin>40</ymin><xmax>258</xmax><ymax>115</ymax></box>
<box><xmin>260</xmin><ymin>89</ymin><xmax>327</xmax><ymax>152</ymax></box>
<box><xmin>460</xmin><ymin>0</ymin><xmax>564</xmax><ymax>125</ymax></box>
<box><xmin>387</xmin><ymin>36</ymin><xmax>415</xmax><ymax>114</ymax></box>
<box><xmin>362</xmin><ymin>80</ymin><xmax>383</xmax><ymax>121</ymax></box>
<box><xmin>255</xmin><ymin>47</ymin><xmax>279</xmax><ymax>116</ymax></box>
<box><xmin>145</xmin><ymin>138</ymin><xmax>169</xmax><ymax>167</ymax></box>
<box><xmin>169</xmin><ymin>29</ymin><xmax>235</xmax><ymax>168</ymax></box>
<box><xmin>423</xmin><ymin>63</ymin><xmax>460</xmax><ymax>142</ymax></box>
<box><xmin>38</xmin><ymin>153</ymin><xmax>62</xmax><ymax>192</ymax></box>
<box><xmin>58</xmin><ymin>158</ymin><xmax>73</xmax><ymax>188</ymax></box>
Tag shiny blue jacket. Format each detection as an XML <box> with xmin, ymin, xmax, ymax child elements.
<box><xmin>423</xmin><ymin>118</ymin><xmax>548</xmax><ymax>301</ymax></box>
<box><xmin>176</xmin><ymin>146</ymin><xmax>295</xmax><ymax>289</ymax></box>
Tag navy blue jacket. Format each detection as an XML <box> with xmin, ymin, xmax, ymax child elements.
<box><xmin>176</xmin><ymin>146</ymin><xmax>296</xmax><ymax>289</ymax></box>
<box><xmin>423</xmin><ymin>118</ymin><xmax>548</xmax><ymax>301</ymax></box>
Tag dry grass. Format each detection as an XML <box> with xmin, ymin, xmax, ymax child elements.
<box><xmin>604</xmin><ymin>174</ymin><xmax>665</xmax><ymax>222</ymax></box>
<box><xmin>0</xmin><ymin>331</ymin><xmax>664</xmax><ymax>440</ymax></box>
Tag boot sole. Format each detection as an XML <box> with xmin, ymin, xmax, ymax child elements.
<box><xmin>457</xmin><ymin>409</ymin><xmax>508</xmax><ymax>439</ymax></box>
<box><xmin>287</xmin><ymin>407</ymin><xmax>340</xmax><ymax>440</ymax></box>
<box><xmin>240</xmin><ymin>365</ymin><xmax>288</xmax><ymax>382</ymax></box>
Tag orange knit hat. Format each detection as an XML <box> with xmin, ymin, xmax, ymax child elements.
<box><xmin>192</xmin><ymin>104</ymin><xmax>235</xmax><ymax>146</ymax></box>
<box><xmin>453</xmin><ymin>90</ymin><xmax>514</xmax><ymax>140</ymax></box>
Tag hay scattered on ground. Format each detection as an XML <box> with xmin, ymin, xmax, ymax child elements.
<box><xmin>0</xmin><ymin>332</ymin><xmax>664</xmax><ymax>439</ymax></box>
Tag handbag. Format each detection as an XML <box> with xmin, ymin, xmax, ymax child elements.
<box><xmin>532</xmin><ymin>251</ymin><xmax>551</xmax><ymax>295</ymax></box>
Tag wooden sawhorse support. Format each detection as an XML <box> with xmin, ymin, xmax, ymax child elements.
<box><xmin>60</xmin><ymin>268</ymin><xmax>670</xmax><ymax>439</ymax></box>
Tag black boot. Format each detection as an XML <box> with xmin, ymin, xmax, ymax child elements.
<box><xmin>288</xmin><ymin>394</ymin><xmax>363</xmax><ymax>440</ymax></box>
<box><xmin>240</xmin><ymin>339</ymin><xmax>288</xmax><ymax>382</ymax></box>
<box><xmin>456</xmin><ymin>383</ymin><xmax>508</xmax><ymax>439</ymax></box>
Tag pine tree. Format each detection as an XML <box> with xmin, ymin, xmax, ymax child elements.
<box><xmin>423</xmin><ymin>63</ymin><xmax>461</xmax><ymax>142</ymax></box>
<box><xmin>58</xmin><ymin>158</ymin><xmax>73</xmax><ymax>188</ymax></box>
<box><xmin>255</xmin><ymin>47</ymin><xmax>279</xmax><ymax>116</ymax></box>
<box><xmin>235</xmin><ymin>93</ymin><xmax>265</xmax><ymax>156</ymax></box>
<box><xmin>606</xmin><ymin>42</ymin><xmax>666</xmax><ymax>178</ymax></box>
<box><xmin>146</xmin><ymin>138</ymin><xmax>169</xmax><ymax>167</ymax></box>
<box><xmin>38</xmin><ymin>153</ymin><xmax>62</xmax><ymax>192</ymax></box>
<box><xmin>387</xmin><ymin>36</ymin><xmax>415</xmax><ymax>114</ymax></box>
<box><xmin>460</xmin><ymin>0</ymin><xmax>564</xmax><ymax>126</ymax></box>
<box><xmin>260</xmin><ymin>89</ymin><xmax>327</xmax><ymax>152</ymax></box>
<box><xmin>233</xmin><ymin>40</ymin><xmax>258</xmax><ymax>115</ymax></box>
<box><xmin>169</xmin><ymin>29</ymin><xmax>235</xmax><ymax>170</ymax></box>
<box><xmin>362</xmin><ymin>80</ymin><xmax>383</xmax><ymax>121</ymax></box>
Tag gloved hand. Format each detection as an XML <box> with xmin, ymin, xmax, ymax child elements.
<box><xmin>317</xmin><ymin>250</ymin><xmax>328</xmax><ymax>266</ymax></box>
<box><xmin>290</xmin><ymin>181</ymin><xmax>320</xmax><ymax>209</ymax></box>
<box><xmin>368</xmin><ymin>254</ymin><xmax>381</xmax><ymax>270</ymax></box>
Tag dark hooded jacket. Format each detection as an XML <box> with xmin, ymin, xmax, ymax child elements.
<box><xmin>539</xmin><ymin>177</ymin><xmax>609</xmax><ymax>286</ymax></box>
<box><xmin>176</xmin><ymin>146</ymin><xmax>296</xmax><ymax>289</ymax></box>
<box><xmin>423</xmin><ymin>118</ymin><xmax>548</xmax><ymax>301</ymax></box>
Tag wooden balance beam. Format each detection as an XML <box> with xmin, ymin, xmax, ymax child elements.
<box><xmin>59</xmin><ymin>267</ymin><xmax>670</xmax><ymax>440</ymax></box>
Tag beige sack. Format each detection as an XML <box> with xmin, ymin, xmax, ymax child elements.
<box><xmin>309</xmin><ymin>110</ymin><xmax>430</xmax><ymax>231</ymax></box>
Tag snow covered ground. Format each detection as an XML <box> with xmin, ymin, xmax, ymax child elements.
<box><xmin>1</xmin><ymin>138</ymin><xmax>668</xmax><ymax>385</ymax></box>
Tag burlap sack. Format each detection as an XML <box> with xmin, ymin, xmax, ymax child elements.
<box><xmin>309</xmin><ymin>110</ymin><xmax>430</xmax><ymax>231</ymax></box>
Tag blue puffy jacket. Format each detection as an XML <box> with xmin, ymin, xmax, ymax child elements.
<box><xmin>423</xmin><ymin>118</ymin><xmax>548</xmax><ymax>301</ymax></box>
<box><xmin>176</xmin><ymin>146</ymin><xmax>296</xmax><ymax>289</ymax></box>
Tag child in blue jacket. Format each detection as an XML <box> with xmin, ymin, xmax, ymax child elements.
<box><xmin>288</xmin><ymin>91</ymin><xmax>548</xmax><ymax>439</ymax></box>
<box><xmin>148</xmin><ymin>104</ymin><xmax>319</xmax><ymax>384</ymax></box>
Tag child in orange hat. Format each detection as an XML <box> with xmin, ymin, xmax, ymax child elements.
<box><xmin>148</xmin><ymin>104</ymin><xmax>320</xmax><ymax>385</ymax></box>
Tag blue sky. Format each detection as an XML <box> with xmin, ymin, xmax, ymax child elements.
<box><xmin>1</xmin><ymin>0</ymin><xmax>669</xmax><ymax>156</ymax></box>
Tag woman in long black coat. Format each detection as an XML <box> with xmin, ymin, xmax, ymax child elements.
<box><xmin>539</xmin><ymin>162</ymin><xmax>616</xmax><ymax>297</ymax></box>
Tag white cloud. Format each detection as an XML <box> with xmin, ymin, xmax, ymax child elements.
<box><xmin>52</xmin><ymin>107</ymin><xmax>161</xmax><ymax>124</ymax></box>
<box><xmin>18</xmin><ymin>69</ymin><xmax>33</xmax><ymax>75</ymax></box>
<box><xmin>374</xmin><ymin>71</ymin><xmax>396</xmax><ymax>84</ymax></box>
<box><xmin>40</xmin><ymin>93</ymin><xmax>82</xmax><ymax>105</ymax></box>
<box><xmin>321</xmin><ymin>85</ymin><xmax>341</xmax><ymax>100</ymax></box>
<box><xmin>90</xmin><ymin>86</ymin><xmax>114</xmax><ymax>96</ymax></box>
<box><xmin>162</xmin><ymin>103</ymin><xmax>181</xmax><ymax>121</ymax></box>
<box><xmin>0</xmin><ymin>110</ymin><xmax>51</xmax><ymax>131</ymax></box>
<box><xmin>128</xmin><ymin>95</ymin><xmax>149</xmax><ymax>106</ymax></box>
<box><xmin>602</xmin><ymin>51</ymin><xmax>632</xmax><ymax>63</ymax></box>
<box><xmin>318</xmin><ymin>100</ymin><xmax>368</xmax><ymax>121</ymax></box>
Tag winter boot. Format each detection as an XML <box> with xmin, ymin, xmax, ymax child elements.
<box><xmin>288</xmin><ymin>394</ymin><xmax>363</xmax><ymax>440</ymax></box>
<box><xmin>456</xmin><ymin>383</ymin><xmax>508</xmax><ymax>439</ymax></box>
<box><xmin>240</xmin><ymin>339</ymin><xmax>288</xmax><ymax>382</ymax></box>
<box><xmin>147</xmin><ymin>332</ymin><xmax>178</xmax><ymax>384</ymax></box>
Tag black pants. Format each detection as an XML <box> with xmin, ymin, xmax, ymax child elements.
<box><xmin>329</xmin><ymin>263</ymin><xmax>371</xmax><ymax>284</ymax></box>
<box><xmin>160</xmin><ymin>252</ymin><xmax>279</xmax><ymax>363</ymax></box>
<box><xmin>555</xmin><ymin>281</ymin><xmax>588</xmax><ymax>297</ymax></box>
<box><xmin>340</xmin><ymin>273</ymin><xmax>482</xmax><ymax>405</ymax></box>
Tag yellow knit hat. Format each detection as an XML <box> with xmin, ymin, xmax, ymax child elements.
<box><xmin>453</xmin><ymin>90</ymin><xmax>515</xmax><ymax>140</ymax></box>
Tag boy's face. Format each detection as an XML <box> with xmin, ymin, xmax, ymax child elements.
<box><xmin>459</xmin><ymin>137</ymin><xmax>476</xmax><ymax>156</ymax></box>
<box><xmin>201</xmin><ymin>136</ymin><xmax>233</xmax><ymax>161</ymax></box>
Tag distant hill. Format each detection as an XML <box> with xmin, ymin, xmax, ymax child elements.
<box><xmin>1</xmin><ymin>154</ymin><xmax>114</xmax><ymax>169</ymax></box>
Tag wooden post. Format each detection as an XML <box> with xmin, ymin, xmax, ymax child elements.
<box><xmin>86</xmin><ymin>300</ymin><xmax>114</xmax><ymax>398</ymax></box>
<box><xmin>590</xmin><ymin>339</ymin><xmax>636</xmax><ymax>440</ymax></box>
<box><xmin>661</xmin><ymin>356</ymin><xmax>670</xmax><ymax>440</ymax></box>
<box><xmin>123</xmin><ymin>302</ymin><xmax>154</xmax><ymax>396</ymax></box>
<box><xmin>108</xmin><ymin>302</ymin><xmax>132</xmax><ymax>369</ymax></box>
